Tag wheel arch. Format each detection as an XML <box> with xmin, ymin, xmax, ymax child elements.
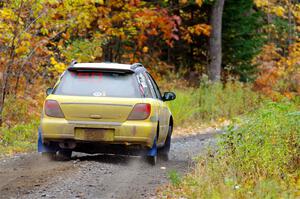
<box><xmin>169</xmin><ymin>116</ymin><xmax>173</xmax><ymax>128</ymax></box>
<box><xmin>156</xmin><ymin>121</ymin><xmax>160</xmax><ymax>140</ymax></box>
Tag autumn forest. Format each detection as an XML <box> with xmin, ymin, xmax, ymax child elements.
<box><xmin>0</xmin><ymin>0</ymin><xmax>300</xmax><ymax>197</ymax></box>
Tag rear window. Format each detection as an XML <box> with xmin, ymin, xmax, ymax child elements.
<box><xmin>53</xmin><ymin>71</ymin><xmax>141</xmax><ymax>98</ymax></box>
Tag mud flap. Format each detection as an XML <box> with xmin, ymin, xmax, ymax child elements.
<box><xmin>147</xmin><ymin>137</ymin><xmax>157</xmax><ymax>157</ymax></box>
<box><xmin>38</xmin><ymin>127</ymin><xmax>59</xmax><ymax>153</ymax></box>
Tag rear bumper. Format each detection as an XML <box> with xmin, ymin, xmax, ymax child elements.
<box><xmin>41</xmin><ymin>117</ymin><xmax>157</xmax><ymax>148</ymax></box>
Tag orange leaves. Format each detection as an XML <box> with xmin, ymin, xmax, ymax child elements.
<box><xmin>195</xmin><ymin>0</ymin><xmax>204</xmax><ymax>6</ymax></box>
<box><xmin>189</xmin><ymin>24</ymin><xmax>211</xmax><ymax>36</ymax></box>
<box><xmin>61</xmin><ymin>32</ymin><xmax>70</xmax><ymax>40</ymax></box>
<box><xmin>94</xmin><ymin>2</ymin><xmax>180</xmax><ymax>49</ymax></box>
<box><xmin>254</xmin><ymin>42</ymin><xmax>300</xmax><ymax>99</ymax></box>
<box><xmin>254</xmin><ymin>8</ymin><xmax>300</xmax><ymax>97</ymax></box>
<box><xmin>147</xmin><ymin>28</ymin><xmax>158</xmax><ymax>36</ymax></box>
<box><xmin>97</xmin><ymin>6</ymin><xmax>110</xmax><ymax>18</ymax></box>
<box><xmin>142</xmin><ymin>46</ymin><xmax>148</xmax><ymax>53</ymax></box>
<box><xmin>180</xmin><ymin>0</ymin><xmax>203</xmax><ymax>6</ymax></box>
<box><xmin>137</xmin><ymin>34</ymin><xmax>147</xmax><ymax>47</ymax></box>
<box><xmin>129</xmin><ymin>0</ymin><xmax>141</xmax><ymax>6</ymax></box>
<box><xmin>129</xmin><ymin>7</ymin><xmax>180</xmax><ymax>47</ymax></box>
<box><xmin>181</xmin><ymin>24</ymin><xmax>211</xmax><ymax>44</ymax></box>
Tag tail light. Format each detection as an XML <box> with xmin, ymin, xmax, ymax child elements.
<box><xmin>44</xmin><ymin>100</ymin><xmax>65</xmax><ymax>118</ymax></box>
<box><xmin>127</xmin><ymin>103</ymin><xmax>151</xmax><ymax>120</ymax></box>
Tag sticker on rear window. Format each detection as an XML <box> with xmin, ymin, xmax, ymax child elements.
<box><xmin>92</xmin><ymin>91</ymin><xmax>106</xmax><ymax>97</ymax></box>
<box><xmin>70</xmin><ymin>72</ymin><xmax>103</xmax><ymax>79</ymax></box>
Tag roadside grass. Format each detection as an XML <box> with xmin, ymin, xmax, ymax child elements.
<box><xmin>168</xmin><ymin>81</ymin><xmax>264</xmax><ymax>126</ymax></box>
<box><xmin>0</xmin><ymin>95</ymin><xmax>40</xmax><ymax>156</ymax></box>
<box><xmin>0</xmin><ymin>121</ymin><xmax>38</xmax><ymax>156</ymax></box>
<box><xmin>160</xmin><ymin>101</ymin><xmax>300</xmax><ymax>198</ymax></box>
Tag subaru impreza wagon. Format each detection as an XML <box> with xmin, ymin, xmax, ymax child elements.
<box><xmin>38</xmin><ymin>62</ymin><xmax>175</xmax><ymax>165</ymax></box>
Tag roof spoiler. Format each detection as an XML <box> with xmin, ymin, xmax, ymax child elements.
<box><xmin>67</xmin><ymin>61</ymin><xmax>136</xmax><ymax>74</ymax></box>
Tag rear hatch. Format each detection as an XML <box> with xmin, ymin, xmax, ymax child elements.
<box><xmin>57</xmin><ymin>96</ymin><xmax>138</xmax><ymax>122</ymax></box>
<box><xmin>51</xmin><ymin>70</ymin><xmax>142</xmax><ymax>122</ymax></box>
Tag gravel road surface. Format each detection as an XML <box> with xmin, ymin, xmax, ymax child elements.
<box><xmin>0</xmin><ymin>131</ymin><xmax>219</xmax><ymax>199</ymax></box>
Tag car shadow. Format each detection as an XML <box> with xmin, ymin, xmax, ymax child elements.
<box><xmin>71</xmin><ymin>153</ymin><xmax>139</xmax><ymax>165</ymax></box>
<box><xmin>69</xmin><ymin>132</ymin><xmax>220</xmax><ymax>166</ymax></box>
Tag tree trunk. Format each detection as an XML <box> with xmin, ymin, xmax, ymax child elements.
<box><xmin>287</xmin><ymin>0</ymin><xmax>293</xmax><ymax>46</ymax></box>
<box><xmin>0</xmin><ymin>0</ymin><xmax>23</xmax><ymax>126</ymax></box>
<box><xmin>208</xmin><ymin>0</ymin><xmax>225</xmax><ymax>82</ymax></box>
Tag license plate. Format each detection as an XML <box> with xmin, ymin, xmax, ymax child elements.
<box><xmin>75</xmin><ymin>128</ymin><xmax>114</xmax><ymax>141</ymax></box>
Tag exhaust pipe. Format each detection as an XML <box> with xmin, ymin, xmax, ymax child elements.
<box><xmin>59</xmin><ymin>141</ymin><xmax>76</xmax><ymax>149</ymax></box>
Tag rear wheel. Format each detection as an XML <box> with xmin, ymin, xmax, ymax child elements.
<box><xmin>158</xmin><ymin>152</ymin><xmax>169</xmax><ymax>161</ymax></box>
<box><xmin>56</xmin><ymin>150</ymin><xmax>72</xmax><ymax>161</ymax></box>
<box><xmin>158</xmin><ymin>125</ymin><xmax>172</xmax><ymax>161</ymax></box>
<box><xmin>147</xmin><ymin>155</ymin><xmax>157</xmax><ymax>165</ymax></box>
<box><xmin>41</xmin><ymin>152</ymin><xmax>56</xmax><ymax>160</ymax></box>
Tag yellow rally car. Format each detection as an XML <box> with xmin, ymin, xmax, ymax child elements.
<box><xmin>38</xmin><ymin>62</ymin><xmax>176</xmax><ymax>165</ymax></box>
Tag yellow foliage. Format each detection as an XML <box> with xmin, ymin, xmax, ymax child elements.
<box><xmin>183</xmin><ymin>24</ymin><xmax>211</xmax><ymax>44</ymax></box>
<box><xmin>0</xmin><ymin>8</ymin><xmax>16</xmax><ymax>20</ymax></box>
<box><xmin>254</xmin><ymin>0</ymin><xmax>269</xmax><ymax>8</ymax></box>
<box><xmin>272</xmin><ymin>6</ymin><xmax>285</xmax><ymax>17</ymax></box>
<box><xmin>50</xmin><ymin>57</ymin><xmax>58</xmax><ymax>65</ymax></box>
<box><xmin>50</xmin><ymin>57</ymin><xmax>66</xmax><ymax>73</ymax></box>
<box><xmin>195</xmin><ymin>0</ymin><xmax>203</xmax><ymax>6</ymax></box>
<box><xmin>54</xmin><ymin>62</ymin><xmax>67</xmax><ymax>73</ymax></box>
<box><xmin>180</xmin><ymin>0</ymin><xmax>203</xmax><ymax>6</ymax></box>
<box><xmin>142</xmin><ymin>46</ymin><xmax>148</xmax><ymax>53</ymax></box>
<box><xmin>97</xmin><ymin>0</ymin><xmax>105</xmax><ymax>5</ymax></box>
<box><xmin>15</xmin><ymin>46</ymin><xmax>28</xmax><ymax>55</ymax></box>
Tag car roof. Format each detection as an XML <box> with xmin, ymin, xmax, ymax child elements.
<box><xmin>68</xmin><ymin>62</ymin><xmax>145</xmax><ymax>73</ymax></box>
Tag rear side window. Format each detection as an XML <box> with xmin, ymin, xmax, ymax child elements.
<box><xmin>146</xmin><ymin>73</ymin><xmax>162</xmax><ymax>100</ymax></box>
<box><xmin>53</xmin><ymin>71</ymin><xmax>140</xmax><ymax>98</ymax></box>
<box><xmin>136</xmin><ymin>73</ymin><xmax>153</xmax><ymax>98</ymax></box>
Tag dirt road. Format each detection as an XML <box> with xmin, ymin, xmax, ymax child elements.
<box><xmin>0</xmin><ymin>131</ymin><xmax>219</xmax><ymax>199</ymax></box>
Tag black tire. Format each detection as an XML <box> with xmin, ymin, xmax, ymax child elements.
<box><xmin>158</xmin><ymin>125</ymin><xmax>172</xmax><ymax>161</ymax></box>
<box><xmin>56</xmin><ymin>150</ymin><xmax>72</xmax><ymax>161</ymax></box>
<box><xmin>158</xmin><ymin>153</ymin><xmax>169</xmax><ymax>161</ymax></box>
<box><xmin>41</xmin><ymin>152</ymin><xmax>56</xmax><ymax>160</ymax></box>
<box><xmin>147</xmin><ymin>155</ymin><xmax>157</xmax><ymax>166</ymax></box>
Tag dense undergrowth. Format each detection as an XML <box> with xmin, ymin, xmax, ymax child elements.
<box><xmin>169</xmin><ymin>81</ymin><xmax>264</xmax><ymax>125</ymax></box>
<box><xmin>0</xmin><ymin>96</ymin><xmax>40</xmax><ymax>156</ymax></box>
<box><xmin>0</xmin><ymin>122</ymin><xmax>38</xmax><ymax>156</ymax></box>
<box><xmin>161</xmin><ymin>101</ymin><xmax>300</xmax><ymax>198</ymax></box>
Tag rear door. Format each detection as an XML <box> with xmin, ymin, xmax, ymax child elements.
<box><xmin>144</xmin><ymin>73</ymin><xmax>169</xmax><ymax>144</ymax></box>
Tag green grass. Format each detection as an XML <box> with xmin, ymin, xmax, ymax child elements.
<box><xmin>0</xmin><ymin>121</ymin><xmax>38</xmax><ymax>156</ymax></box>
<box><xmin>168</xmin><ymin>82</ymin><xmax>263</xmax><ymax>125</ymax></box>
<box><xmin>161</xmin><ymin>101</ymin><xmax>300</xmax><ymax>198</ymax></box>
<box><xmin>168</xmin><ymin>170</ymin><xmax>182</xmax><ymax>186</ymax></box>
